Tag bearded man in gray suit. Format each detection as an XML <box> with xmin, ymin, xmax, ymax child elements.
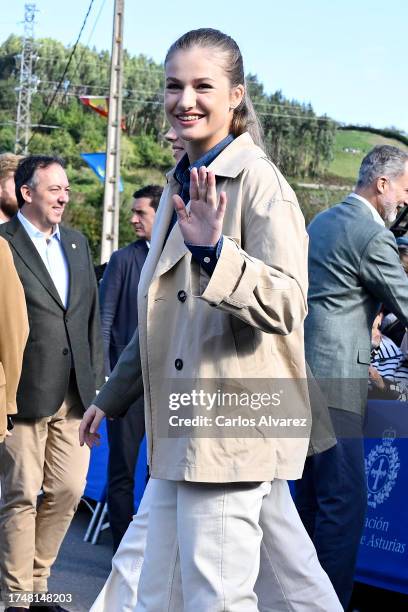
<box><xmin>295</xmin><ymin>145</ymin><xmax>408</xmax><ymax>609</ymax></box>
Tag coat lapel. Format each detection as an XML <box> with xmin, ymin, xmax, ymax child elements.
<box><xmin>139</xmin><ymin>180</ymin><xmax>189</xmax><ymax>295</ymax></box>
<box><xmin>151</xmin><ymin>220</ymin><xmax>189</xmax><ymax>282</ymax></box>
<box><xmin>6</xmin><ymin>217</ymin><xmax>65</xmax><ymax>309</ymax></box>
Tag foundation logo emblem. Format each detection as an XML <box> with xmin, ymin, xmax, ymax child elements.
<box><xmin>365</xmin><ymin>428</ymin><xmax>400</xmax><ymax>508</ymax></box>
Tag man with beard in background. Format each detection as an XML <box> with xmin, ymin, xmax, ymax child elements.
<box><xmin>0</xmin><ymin>153</ymin><xmax>22</xmax><ymax>223</ymax></box>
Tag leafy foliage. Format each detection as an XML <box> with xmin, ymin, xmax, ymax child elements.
<box><xmin>3</xmin><ymin>34</ymin><xmax>403</xmax><ymax>259</ymax></box>
<box><xmin>247</xmin><ymin>76</ymin><xmax>337</xmax><ymax>177</ymax></box>
<box><xmin>0</xmin><ymin>35</ymin><xmax>337</xmax><ymax>172</ymax></box>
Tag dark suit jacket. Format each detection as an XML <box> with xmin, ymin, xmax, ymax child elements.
<box><xmin>306</xmin><ymin>195</ymin><xmax>408</xmax><ymax>415</ymax></box>
<box><xmin>99</xmin><ymin>239</ymin><xmax>148</xmax><ymax>374</ymax></box>
<box><xmin>0</xmin><ymin>216</ymin><xmax>105</xmax><ymax>419</ymax></box>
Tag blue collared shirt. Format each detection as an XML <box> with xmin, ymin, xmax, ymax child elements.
<box><xmin>172</xmin><ymin>134</ymin><xmax>234</xmax><ymax>275</ymax></box>
<box><xmin>17</xmin><ymin>210</ymin><xmax>70</xmax><ymax>308</ymax></box>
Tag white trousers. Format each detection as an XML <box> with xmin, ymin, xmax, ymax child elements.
<box><xmin>91</xmin><ymin>479</ymin><xmax>342</xmax><ymax>612</ymax></box>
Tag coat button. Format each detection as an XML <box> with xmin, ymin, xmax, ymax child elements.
<box><xmin>177</xmin><ymin>290</ymin><xmax>187</xmax><ymax>303</ymax></box>
<box><xmin>175</xmin><ymin>359</ymin><xmax>183</xmax><ymax>370</ymax></box>
<box><xmin>62</xmin><ymin>348</ymin><xmax>69</xmax><ymax>355</ymax></box>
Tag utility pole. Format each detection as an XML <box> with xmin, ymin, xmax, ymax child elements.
<box><xmin>15</xmin><ymin>3</ymin><xmax>37</xmax><ymax>154</ymax></box>
<box><xmin>100</xmin><ymin>0</ymin><xmax>124</xmax><ymax>263</ymax></box>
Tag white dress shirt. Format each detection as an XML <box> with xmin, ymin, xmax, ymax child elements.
<box><xmin>349</xmin><ymin>192</ymin><xmax>385</xmax><ymax>227</ymax></box>
<box><xmin>17</xmin><ymin>210</ymin><xmax>70</xmax><ymax>308</ymax></box>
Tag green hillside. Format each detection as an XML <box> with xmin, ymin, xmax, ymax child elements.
<box><xmin>328</xmin><ymin>130</ymin><xmax>408</xmax><ymax>182</ymax></box>
<box><xmin>292</xmin><ymin>129</ymin><xmax>408</xmax><ymax>224</ymax></box>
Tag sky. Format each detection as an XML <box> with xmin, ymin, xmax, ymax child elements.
<box><xmin>0</xmin><ymin>0</ymin><xmax>407</xmax><ymax>132</ymax></box>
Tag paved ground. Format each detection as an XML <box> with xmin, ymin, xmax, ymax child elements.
<box><xmin>0</xmin><ymin>501</ymin><xmax>113</xmax><ymax>612</ymax></box>
<box><xmin>49</xmin><ymin>502</ymin><xmax>113</xmax><ymax>611</ymax></box>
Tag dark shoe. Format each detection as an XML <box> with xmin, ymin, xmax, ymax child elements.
<box><xmin>6</xmin><ymin>607</ymin><xmax>29</xmax><ymax>611</ymax></box>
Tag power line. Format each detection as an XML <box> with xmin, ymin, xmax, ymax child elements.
<box><xmin>7</xmin><ymin>52</ymin><xmax>322</xmax><ymax>113</ymax></box>
<box><xmin>2</xmin><ymin>72</ymin><xmax>335</xmax><ymax>124</ymax></box>
<box><xmin>84</xmin><ymin>0</ymin><xmax>108</xmax><ymax>48</ymax></box>
<box><xmin>27</xmin><ymin>0</ymin><xmax>96</xmax><ymax>147</ymax></box>
<box><xmin>36</xmin><ymin>56</ymin><xmax>164</xmax><ymax>73</ymax></box>
<box><xmin>35</xmin><ymin>80</ymin><xmax>323</xmax><ymax>113</ymax></box>
<box><xmin>33</xmin><ymin>58</ymin><xmax>322</xmax><ymax>111</ymax></box>
<box><xmin>30</xmin><ymin>88</ymin><xmax>333</xmax><ymax>122</ymax></box>
<box><xmin>70</xmin><ymin>0</ymin><xmax>107</xmax><ymax>82</ymax></box>
<box><xmin>38</xmin><ymin>80</ymin><xmax>161</xmax><ymax>96</ymax></box>
<box><xmin>3</xmin><ymin>120</ymin><xmax>60</xmax><ymax>128</ymax></box>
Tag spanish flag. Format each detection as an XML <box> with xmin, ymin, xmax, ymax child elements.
<box><xmin>79</xmin><ymin>96</ymin><xmax>126</xmax><ymax>130</ymax></box>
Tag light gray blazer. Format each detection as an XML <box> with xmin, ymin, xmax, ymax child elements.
<box><xmin>305</xmin><ymin>195</ymin><xmax>408</xmax><ymax>415</ymax></box>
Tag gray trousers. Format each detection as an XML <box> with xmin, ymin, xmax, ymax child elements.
<box><xmin>91</xmin><ymin>478</ymin><xmax>342</xmax><ymax>611</ymax></box>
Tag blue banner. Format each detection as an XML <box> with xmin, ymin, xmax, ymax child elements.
<box><xmin>80</xmin><ymin>152</ymin><xmax>123</xmax><ymax>192</ymax></box>
<box><xmin>355</xmin><ymin>400</ymin><xmax>408</xmax><ymax>594</ymax></box>
<box><xmin>84</xmin><ymin>418</ymin><xmax>147</xmax><ymax>510</ymax></box>
<box><xmin>289</xmin><ymin>400</ymin><xmax>408</xmax><ymax>595</ymax></box>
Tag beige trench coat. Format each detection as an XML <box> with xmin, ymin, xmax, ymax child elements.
<box><xmin>0</xmin><ymin>237</ymin><xmax>29</xmax><ymax>442</ymax></box>
<box><xmin>96</xmin><ymin>133</ymin><xmax>311</xmax><ymax>482</ymax></box>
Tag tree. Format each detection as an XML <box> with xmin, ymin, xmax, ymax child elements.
<box><xmin>0</xmin><ymin>34</ymin><xmax>341</xmax><ymax>259</ymax></box>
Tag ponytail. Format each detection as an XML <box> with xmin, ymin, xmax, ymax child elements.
<box><xmin>231</xmin><ymin>87</ymin><xmax>264</xmax><ymax>148</ymax></box>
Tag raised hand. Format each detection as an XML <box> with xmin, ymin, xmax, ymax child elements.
<box><xmin>172</xmin><ymin>166</ymin><xmax>227</xmax><ymax>246</ymax></box>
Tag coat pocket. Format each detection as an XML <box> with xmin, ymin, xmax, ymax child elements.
<box><xmin>357</xmin><ymin>348</ymin><xmax>371</xmax><ymax>365</ymax></box>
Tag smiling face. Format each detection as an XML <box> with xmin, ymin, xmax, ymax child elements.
<box><xmin>164</xmin><ymin>46</ymin><xmax>244</xmax><ymax>162</ymax></box>
<box><xmin>20</xmin><ymin>163</ymin><xmax>70</xmax><ymax>234</ymax></box>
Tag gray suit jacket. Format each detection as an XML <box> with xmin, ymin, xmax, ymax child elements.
<box><xmin>0</xmin><ymin>216</ymin><xmax>105</xmax><ymax>419</ymax></box>
<box><xmin>306</xmin><ymin>195</ymin><xmax>408</xmax><ymax>414</ymax></box>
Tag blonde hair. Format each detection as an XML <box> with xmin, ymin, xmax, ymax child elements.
<box><xmin>165</xmin><ymin>29</ymin><xmax>264</xmax><ymax>148</ymax></box>
<box><xmin>0</xmin><ymin>153</ymin><xmax>23</xmax><ymax>184</ymax></box>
